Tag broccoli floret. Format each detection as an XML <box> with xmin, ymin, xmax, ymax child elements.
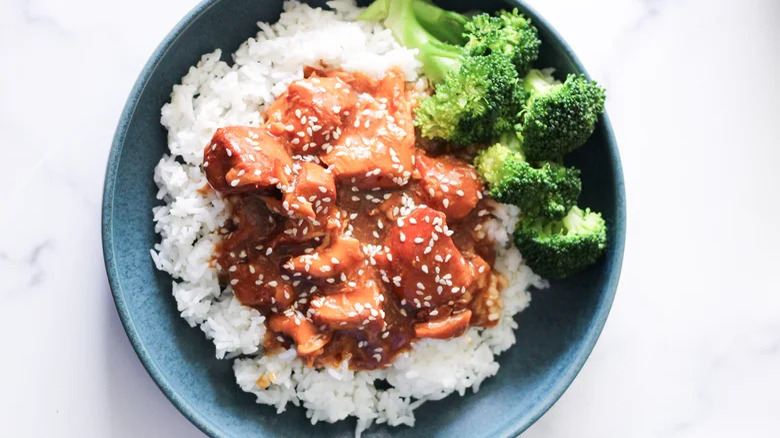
<box><xmin>514</xmin><ymin>206</ymin><xmax>607</xmax><ymax>279</ymax></box>
<box><xmin>518</xmin><ymin>69</ymin><xmax>606</xmax><ymax>163</ymax></box>
<box><xmin>359</xmin><ymin>0</ymin><xmax>468</xmax><ymax>84</ymax></box>
<box><xmin>475</xmin><ymin>133</ymin><xmax>581</xmax><ymax>220</ymax></box>
<box><xmin>414</xmin><ymin>54</ymin><xmax>526</xmax><ymax>144</ymax></box>
<box><xmin>361</xmin><ymin>1</ymin><xmax>529</xmax><ymax>144</ymax></box>
<box><xmin>464</xmin><ymin>9</ymin><xmax>541</xmax><ymax>74</ymax></box>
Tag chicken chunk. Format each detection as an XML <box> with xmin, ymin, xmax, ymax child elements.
<box><xmin>260</xmin><ymin>206</ymin><xmax>345</xmax><ymax>247</ymax></box>
<box><xmin>281</xmin><ymin>162</ymin><xmax>337</xmax><ymax>220</ymax></box>
<box><xmin>414</xmin><ymin>310</ymin><xmax>472</xmax><ymax>339</ymax></box>
<box><xmin>203</xmin><ymin>126</ymin><xmax>293</xmax><ymax>193</ymax></box>
<box><xmin>321</xmin><ymin>70</ymin><xmax>415</xmax><ymax>188</ymax></box>
<box><xmin>284</xmin><ymin>234</ymin><xmax>364</xmax><ymax>281</ymax></box>
<box><xmin>268</xmin><ymin>311</ymin><xmax>331</xmax><ymax>356</ymax></box>
<box><xmin>385</xmin><ymin>207</ymin><xmax>478</xmax><ymax>311</ymax></box>
<box><xmin>229</xmin><ymin>255</ymin><xmax>295</xmax><ymax>311</ymax></box>
<box><xmin>309</xmin><ymin>278</ymin><xmax>386</xmax><ymax>332</ymax></box>
<box><xmin>265</xmin><ymin>75</ymin><xmax>357</xmax><ymax>155</ymax></box>
<box><xmin>218</xmin><ymin>194</ymin><xmax>280</xmax><ymax>254</ymax></box>
<box><xmin>415</xmin><ymin>153</ymin><xmax>483</xmax><ymax>220</ymax></box>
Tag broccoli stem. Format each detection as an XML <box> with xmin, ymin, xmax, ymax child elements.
<box><xmin>412</xmin><ymin>1</ymin><xmax>468</xmax><ymax>45</ymax></box>
<box><xmin>358</xmin><ymin>0</ymin><xmax>390</xmax><ymax>21</ymax></box>
<box><xmin>524</xmin><ymin>69</ymin><xmax>556</xmax><ymax>97</ymax></box>
<box><xmin>359</xmin><ymin>0</ymin><xmax>466</xmax><ymax>83</ymax></box>
<box><xmin>499</xmin><ymin>130</ymin><xmax>526</xmax><ymax>160</ymax></box>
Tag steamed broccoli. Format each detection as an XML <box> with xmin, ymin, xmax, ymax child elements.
<box><xmin>360</xmin><ymin>0</ymin><xmax>538</xmax><ymax>144</ymax></box>
<box><xmin>464</xmin><ymin>9</ymin><xmax>540</xmax><ymax>74</ymax></box>
<box><xmin>359</xmin><ymin>0</ymin><xmax>468</xmax><ymax>84</ymax></box>
<box><xmin>514</xmin><ymin>206</ymin><xmax>607</xmax><ymax>279</ymax></box>
<box><xmin>518</xmin><ymin>69</ymin><xmax>606</xmax><ymax>163</ymax></box>
<box><xmin>414</xmin><ymin>54</ymin><xmax>526</xmax><ymax>145</ymax></box>
<box><xmin>475</xmin><ymin>132</ymin><xmax>581</xmax><ymax>220</ymax></box>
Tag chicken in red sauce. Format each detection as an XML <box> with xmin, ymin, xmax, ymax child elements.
<box><xmin>203</xmin><ymin>68</ymin><xmax>506</xmax><ymax>370</ymax></box>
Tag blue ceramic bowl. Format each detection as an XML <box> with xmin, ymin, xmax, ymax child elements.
<box><xmin>102</xmin><ymin>1</ymin><xmax>625</xmax><ymax>436</ymax></box>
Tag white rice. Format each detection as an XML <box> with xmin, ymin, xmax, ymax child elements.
<box><xmin>151</xmin><ymin>1</ymin><xmax>547</xmax><ymax>434</ymax></box>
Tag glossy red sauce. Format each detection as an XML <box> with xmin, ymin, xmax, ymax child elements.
<box><xmin>204</xmin><ymin>68</ymin><xmax>506</xmax><ymax>370</ymax></box>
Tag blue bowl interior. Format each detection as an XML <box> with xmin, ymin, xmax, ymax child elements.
<box><xmin>102</xmin><ymin>1</ymin><xmax>625</xmax><ymax>437</ymax></box>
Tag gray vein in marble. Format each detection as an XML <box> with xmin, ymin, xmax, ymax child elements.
<box><xmin>757</xmin><ymin>328</ymin><xmax>780</xmax><ymax>356</ymax></box>
<box><xmin>762</xmin><ymin>340</ymin><xmax>780</xmax><ymax>355</ymax></box>
<box><xmin>640</xmin><ymin>0</ymin><xmax>670</xmax><ymax>16</ymax></box>
<box><xmin>0</xmin><ymin>239</ymin><xmax>53</xmax><ymax>288</ymax></box>
<box><xmin>666</xmin><ymin>418</ymin><xmax>695</xmax><ymax>435</ymax></box>
<box><xmin>599</xmin><ymin>0</ymin><xmax>679</xmax><ymax>88</ymax></box>
<box><xmin>46</xmin><ymin>163</ymin><xmax>101</xmax><ymax>209</ymax></box>
<box><xmin>17</xmin><ymin>0</ymin><xmax>69</xmax><ymax>35</ymax></box>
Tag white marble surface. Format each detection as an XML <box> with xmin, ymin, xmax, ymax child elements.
<box><xmin>2</xmin><ymin>0</ymin><xmax>779</xmax><ymax>436</ymax></box>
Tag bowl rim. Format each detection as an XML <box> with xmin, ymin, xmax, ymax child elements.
<box><xmin>101</xmin><ymin>1</ymin><xmax>626</xmax><ymax>437</ymax></box>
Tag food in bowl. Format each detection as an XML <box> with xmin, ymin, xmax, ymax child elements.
<box><xmin>151</xmin><ymin>0</ymin><xmax>607</xmax><ymax>434</ymax></box>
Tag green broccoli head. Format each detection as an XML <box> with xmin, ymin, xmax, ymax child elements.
<box><xmin>359</xmin><ymin>0</ymin><xmax>468</xmax><ymax>84</ymax></box>
<box><xmin>519</xmin><ymin>69</ymin><xmax>606</xmax><ymax>163</ymax></box>
<box><xmin>415</xmin><ymin>54</ymin><xmax>526</xmax><ymax>145</ymax></box>
<box><xmin>361</xmin><ymin>1</ymin><xmax>536</xmax><ymax>144</ymax></box>
<box><xmin>514</xmin><ymin>206</ymin><xmax>607</xmax><ymax>279</ymax></box>
<box><xmin>475</xmin><ymin>139</ymin><xmax>581</xmax><ymax>220</ymax></box>
<box><xmin>464</xmin><ymin>9</ymin><xmax>541</xmax><ymax>74</ymax></box>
